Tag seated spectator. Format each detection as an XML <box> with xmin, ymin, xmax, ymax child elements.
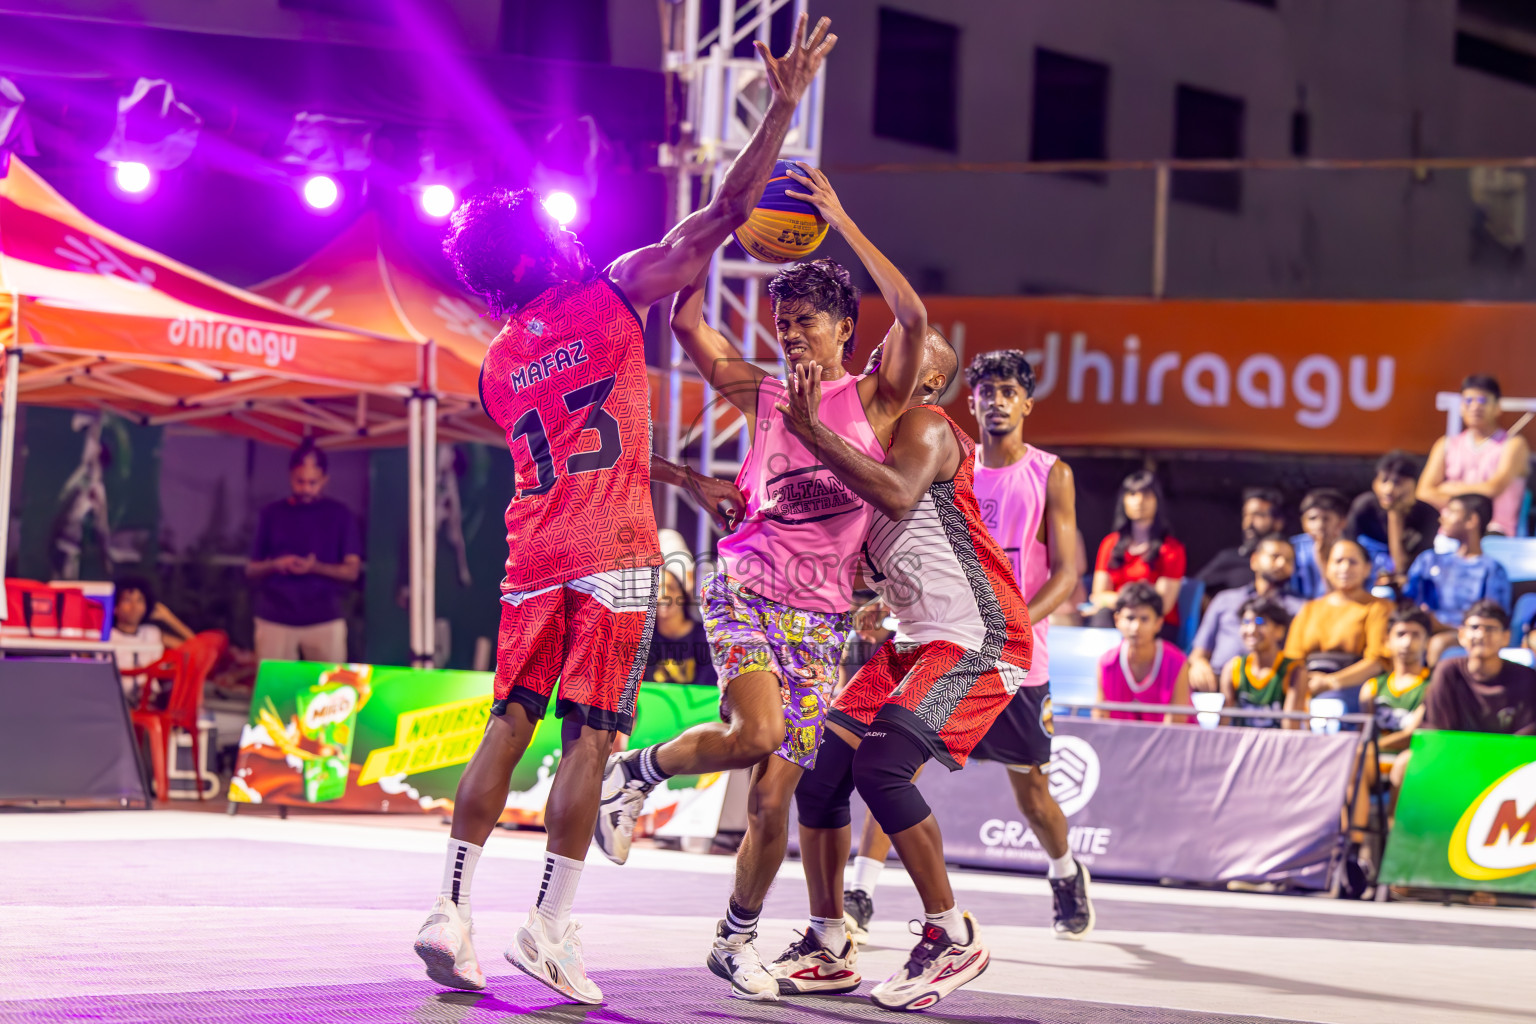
<box><xmin>1187</xmin><ymin>534</ymin><xmax>1306</xmax><ymax>693</ymax></box>
<box><xmin>1404</xmin><ymin>493</ymin><xmax>1511</xmax><ymax>663</ymax></box>
<box><xmin>1095</xmin><ymin>582</ymin><xmax>1190</xmax><ymax>724</ymax></box>
<box><xmin>109</xmin><ymin>575</ymin><xmax>193</xmax><ymax>698</ymax></box>
<box><xmin>1088</xmin><ymin>470</ymin><xmax>1186</xmax><ymax>638</ymax></box>
<box><xmin>1219</xmin><ymin>596</ymin><xmax>1304</xmax><ymax>729</ymax></box>
<box><xmin>1284</xmin><ymin>538</ymin><xmax>1391</xmax><ymax>702</ymax></box>
<box><xmin>1420</xmin><ymin>600</ymin><xmax>1536</xmax><ymax>736</ymax></box>
<box><xmin>1290</xmin><ymin>488</ymin><xmax>1349</xmax><ymax>600</ymax></box>
<box><xmin>1361</xmin><ymin>605</ymin><xmax>1434</xmax><ymax>754</ymax></box>
<box><xmin>1195</xmin><ymin>487</ymin><xmax>1284</xmax><ymax>598</ymax></box>
<box><xmin>1346</xmin><ymin>451</ymin><xmax>1440</xmax><ymax>585</ymax></box>
<box><xmin>1416</xmin><ymin>374</ymin><xmax>1530</xmax><ymax>537</ymax></box>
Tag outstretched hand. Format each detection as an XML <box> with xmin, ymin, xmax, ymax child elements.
<box><xmin>775</xmin><ymin>361</ymin><xmax>824</xmax><ymax>443</ymax></box>
<box><xmin>685</xmin><ymin>471</ymin><xmax>747</xmax><ymax>533</ymax></box>
<box><xmin>755</xmin><ymin>12</ymin><xmax>837</xmax><ymax>106</ymax></box>
<box><xmin>784</xmin><ymin>162</ymin><xmax>848</xmax><ymax>230</ymax></box>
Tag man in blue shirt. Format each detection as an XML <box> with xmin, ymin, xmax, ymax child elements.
<box><xmin>1289</xmin><ymin>488</ymin><xmax>1349</xmax><ymax>600</ymax></box>
<box><xmin>246</xmin><ymin>442</ymin><xmax>362</xmax><ymax>662</ymax></box>
<box><xmin>1406</xmin><ymin>494</ymin><xmax>1511</xmax><ymax>663</ymax></box>
<box><xmin>1186</xmin><ymin>534</ymin><xmax>1307</xmax><ymax>693</ymax></box>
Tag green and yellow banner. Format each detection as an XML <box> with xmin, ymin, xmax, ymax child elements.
<box><xmin>1380</xmin><ymin>731</ymin><xmax>1536</xmax><ymax>894</ymax></box>
<box><xmin>229</xmin><ymin>661</ymin><xmax>720</xmax><ymax>826</ymax></box>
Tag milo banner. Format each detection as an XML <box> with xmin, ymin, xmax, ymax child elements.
<box><xmin>1380</xmin><ymin>731</ymin><xmax>1536</xmax><ymax>894</ymax></box>
<box><xmin>229</xmin><ymin>661</ymin><xmax>722</xmax><ymax>828</ymax></box>
<box><xmin>918</xmin><ymin>718</ymin><xmax>1359</xmax><ymax>887</ymax></box>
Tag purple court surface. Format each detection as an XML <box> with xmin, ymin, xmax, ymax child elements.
<box><xmin>2</xmin><ymin>810</ymin><xmax>1531</xmax><ymax>1024</ymax></box>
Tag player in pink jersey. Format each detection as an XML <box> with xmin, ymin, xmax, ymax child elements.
<box><xmin>411</xmin><ymin>14</ymin><xmax>837</xmax><ymax>1005</ymax></box>
<box><xmin>839</xmin><ymin>349</ymin><xmax>1094</xmax><ymax>944</ymax></box>
<box><xmin>594</xmin><ymin>165</ymin><xmax>937</xmax><ymax>1000</ymax></box>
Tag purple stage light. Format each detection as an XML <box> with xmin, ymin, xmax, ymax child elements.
<box><xmin>543</xmin><ymin>191</ymin><xmax>577</xmax><ymax>226</ymax></box>
<box><xmin>112</xmin><ymin>161</ymin><xmax>154</xmax><ymax>195</ymax></box>
<box><xmin>303</xmin><ymin>174</ymin><xmax>340</xmax><ymax>211</ymax></box>
<box><xmin>420</xmin><ymin>183</ymin><xmax>456</xmax><ymax>219</ymax></box>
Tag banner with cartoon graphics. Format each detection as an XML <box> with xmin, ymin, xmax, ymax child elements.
<box><xmin>1381</xmin><ymin>731</ymin><xmax>1536</xmax><ymax>894</ymax></box>
<box><xmin>230</xmin><ymin>660</ymin><xmax>721</xmax><ymax>825</ymax></box>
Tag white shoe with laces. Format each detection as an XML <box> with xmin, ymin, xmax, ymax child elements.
<box><xmin>413</xmin><ymin>896</ymin><xmax>486</xmax><ymax>991</ymax></box>
<box><xmin>594</xmin><ymin>752</ymin><xmax>649</xmax><ymax>865</ymax></box>
<box><xmin>768</xmin><ymin>927</ymin><xmax>861</xmax><ymax>995</ymax></box>
<box><xmin>870</xmin><ymin>912</ymin><xmax>990</xmax><ymax>1012</ymax></box>
<box><xmin>706</xmin><ymin>921</ymin><xmax>780</xmax><ymax>1001</ymax></box>
<box><xmin>505</xmin><ymin>909</ymin><xmax>603</xmax><ymax>1004</ymax></box>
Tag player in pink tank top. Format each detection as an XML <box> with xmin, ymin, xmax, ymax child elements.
<box><xmin>597</xmin><ymin>165</ymin><xmax>940</xmax><ymax>999</ymax></box>
<box><xmin>1418</xmin><ymin>375</ymin><xmax>1530</xmax><ymax>537</ymax></box>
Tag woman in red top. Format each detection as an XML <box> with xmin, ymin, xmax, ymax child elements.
<box><xmin>1088</xmin><ymin>470</ymin><xmax>1186</xmax><ymax>635</ymax></box>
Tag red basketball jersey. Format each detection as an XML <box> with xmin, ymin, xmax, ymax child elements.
<box><xmin>479</xmin><ymin>276</ymin><xmax>658</xmax><ymax>592</ymax></box>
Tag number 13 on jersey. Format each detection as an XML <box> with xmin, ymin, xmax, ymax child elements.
<box><xmin>510</xmin><ymin>374</ymin><xmax>623</xmax><ymax>499</ymax></box>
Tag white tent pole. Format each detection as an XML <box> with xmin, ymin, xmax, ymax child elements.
<box><xmin>423</xmin><ymin>393</ymin><xmax>438</xmax><ymax>668</ymax></box>
<box><xmin>0</xmin><ymin>343</ymin><xmax>20</xmax><ymax>616</ymax></box>
<box><xmin>407</xmin><ymin>395</ymin><xmax>424</xmax><ymax>666</ymax></box>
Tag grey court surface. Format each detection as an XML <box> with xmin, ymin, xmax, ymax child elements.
<box><xmin>2</xmin><ymin>811</ymin><xmax>1532</xmax><ymax>1024</ymax></box>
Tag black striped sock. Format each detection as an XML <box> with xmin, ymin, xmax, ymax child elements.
<box><xmin>625</xmin><ymin>745</ymin><xmax>672</xmax><ymax>787</ymax></box>
<box><xmin>724</xmin><ymin>897</ymin><xmax>760</xmax><ymax>937</ymax></box>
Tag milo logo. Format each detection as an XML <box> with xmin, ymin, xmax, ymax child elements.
<box><xmin>1448</xmin><ymin>761</ymin><xmax>1536</xmax><ymax>881</ymax></box>
<box><xmin>301</xmin><ymin>685</ymin><xmax>359</xmax><ymax>732</ymax></box>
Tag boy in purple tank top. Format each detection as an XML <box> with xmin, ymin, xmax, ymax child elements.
<box><xmin>594</xmin><ymin>165</ymin><xmax>938</xmax><ymax>1000</ymax></box>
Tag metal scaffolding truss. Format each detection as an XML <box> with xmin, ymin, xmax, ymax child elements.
<box><xmin>659</xmin><ymin>0</ymin><xmax>825</xmax><ymax>556</ymax></box>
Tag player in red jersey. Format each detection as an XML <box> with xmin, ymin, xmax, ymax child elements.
<box><xmin>412</xmin><ymin>14</ymin><xmax>838</xmax><ymax>1004</ymax></box>
<box><xmin>775</xmin><ymin>334</ymin><xmax>1031</xmax><ymax>1012</ymax></box>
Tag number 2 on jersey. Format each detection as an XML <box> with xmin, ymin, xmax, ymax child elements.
<box><xmin>510</xmin><ymin>375</ymin><xmax>622</xmax><ymax>498</ymax></box>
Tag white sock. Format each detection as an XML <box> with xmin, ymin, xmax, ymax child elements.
<box><xmin>1047</xmin><ymin>851</ymin><xmax>1078</xmax><ymax>880</ymax></box>
<box><xmin>848</xmin><ymin>855</ymin><xmax>884</xmax><ymax>894</ymax></box>
<box><xmin>924</xmin><ymin>906</ymin><xmax>967</xmax><ymax>942</ymax></box>
<box><xmin>440</xmin><ymin>839</ymin><xmax>482</xmax><ymax>920</ymax></box>
<box><xmin>534</xmin><ymin>851</ymin><xmax>584</xmax><ymax>941</ymax></box>
<box><xmin>809</xmin><ymin>914</ymin><xmax>848</xmax><ymax>951</ymax></box>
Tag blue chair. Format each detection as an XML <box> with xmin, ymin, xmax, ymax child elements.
<box><xmin>1175</xmin><ymin>577</ymin><xmax>1205</xmax><ymax>652</ymax></box>
<box><xmin>1481</xmin><ymin>536</ymin><xmax>1536</xmax><ymax>583</ymax></box>
<box><xmin>1512</xmin><ymin>592</ymin><xmax>1536</xmax><ymax>640</ymax></box>
<box><xmin>1045</xmin><ymin>626</ymin><xmax>1121</xmax><ymax>713</ymax></box>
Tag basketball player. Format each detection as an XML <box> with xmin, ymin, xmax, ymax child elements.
<box><xmin>593</xmin><ymin>165</ymin><xmax>933</xmax><ymax>1001</ymax></box>
<box><xmin>839</xmin><ymin>350</ymin><xmax>1092</xmax><ymax>944</ymax></box>
<box><xmin>411</xmin><ymin>14</ymin><xmax>837</xmax><ymax>1004</ymax></box>
<box><xmin>777</xmin><ymin>332</ymin><xmax>1030</xmax><ymax>1011</ymax></box>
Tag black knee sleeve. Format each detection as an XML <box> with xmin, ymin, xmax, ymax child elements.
<box><xmin>795</xmin><ymin>729</ymin><xmax>857</xmax><ymax>829</ymax></box>
<box><xmin>853</xmin><ymin>727</ymin><xmax>932</xmax><ymax>836</ymax></box>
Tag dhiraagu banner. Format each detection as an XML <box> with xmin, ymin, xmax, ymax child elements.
<box><xmin>229</xmin><ymin>661</ymin><xmax>722</xmax><ymax>828</ymax></box>
<box><xmin>1380</xmin><ymin>731</ymin><xmax>1536</xmax><ymax>894</ymax></box>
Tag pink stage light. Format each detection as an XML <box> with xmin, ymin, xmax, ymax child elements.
<box><xmin>420</xmin><ymin>184</ymin><xmax>456</xmax><ymax>219</ymax></box>
<box><xmin>543</xmin><ymin>191</ymin><xmax>577</xmax><ymax>226</ymax></box>
<box><xmin>303</xmin><ymin>174</ymin><xmax>340</xmax><ymax>211</ymax></box>
<box><xmin>112</xmin><ymin>161</ymin><xmax>154</xmax><ymax>195</ymax></box>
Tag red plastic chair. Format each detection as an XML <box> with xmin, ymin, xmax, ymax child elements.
<box><xmin>126</xmin><ymin>631</ymin><xmax>228</xmax><ymax>803</ymax></box>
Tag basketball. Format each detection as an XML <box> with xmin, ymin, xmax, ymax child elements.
<box><xmin>733</xmin><ymin>160</ymin><xmax>829</xmax><ymax>263</ymax></box>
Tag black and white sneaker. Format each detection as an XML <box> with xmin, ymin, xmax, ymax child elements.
<box><xmin>706</xmin><ymin>920</ymin><xmax>779</xmax><ymax>1001</ymax></box>
<box><xmin>594</xmin><ymin>752</ymin><xmax>650</xmax><ymax>865</ymax></box>
<box><xmin>1049</xmin><ymin>859</ymin><xmax>1095</xmax><ymax>940</ymax></box>
<box><xmin>769</xmin><ymin>928</ymin><xmax>860</xmax><ymax>995</ymax></box>
<box><xmin>842</xmin><ymin>888</ymin><xmax>873</xmax><ymax>946</ymax></box>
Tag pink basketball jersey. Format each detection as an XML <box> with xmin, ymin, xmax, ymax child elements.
<box><xmin>1445</xmin><ymin>428</ymin><xmax>1526</xmax><ymax>536</ymax></box>
<box><xmin>717</xmin><ymin>373</ymin><xmax>884</xmax><ymax>614</ymax></box>
<box><xmin>972</xmin><ymin>445</ymin><xmax>1056</xmax><ymax>686</ymax></box>
<box><xmin>1098</xmin><ymin>640</ymin><xmax>1187</xmax><ymax>722</ymax></box>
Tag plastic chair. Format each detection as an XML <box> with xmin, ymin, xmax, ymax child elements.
<box><xmin>1512</xmin><ymin>592</ymin><xmax>1536</xmax><ymax>640</ymax></box>
<box><xmin>1046</xmin><ymin>626</ymin><xmax>1121</xmax><ymax>711</ymax></box>
<box><xmin>127</xmin><ymin>631</ymin><xmax>227</xmax><ymax>802</ymax></box>
<box><xmin>1482</xmin><ymin>536</ymin><xmax>1536</xmax><ymax>582</ymax></box>
<box><xmin>1175</xmin><ymin>577</ymin><xmax>1205</xmax><ymax>652</ymax></box>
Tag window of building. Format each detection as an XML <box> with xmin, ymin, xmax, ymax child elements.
<box><xmin>873</xmin><ymin>8</ymin><xmax>960</xmax><ymax>152</ymax></box>
<box><xmin>1172</xmin><ymin>84</ymin><xmax>1245</xmax><ymax>212</ymax></box>
<box><xmin>1030</xmin><ymin>48</ymin><xmax>1109</xmax><ymax>178</ymax></box>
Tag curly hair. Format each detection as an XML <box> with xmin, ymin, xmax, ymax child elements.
<box><xmin>964</xmin><ymin>349</ymin><xmax>1036</xmax><ymax>396</ymax></box>
<box><xmin>442</xmin><ymin>188</ymin><xmax>565</xmax><ymax>318</ymax></box>
<box><xmin>767</xmin><ymin>258</ymin><xmax>860</xmax><ymax>360</ymax></box>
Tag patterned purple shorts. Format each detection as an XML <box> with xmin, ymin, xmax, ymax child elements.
<box><xmin>701</xmin><ymin>573</ymin><xmax>853</xmax><ymax>770</ymax></box>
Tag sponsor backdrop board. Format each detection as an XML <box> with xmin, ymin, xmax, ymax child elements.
<box><xmin>230</xmin><ymin>661</ymin><xmax>721</xmax><ymax>827</ymax></box>
<box><xmin>796</xmin><ymin>717</ymin><xmax>1358</xmax><ymax>888</ymax></box>
<box><xmin>1380</xmin><ymin>731</ymin><xmax>1536</xmax><ymax>894</ymax></box>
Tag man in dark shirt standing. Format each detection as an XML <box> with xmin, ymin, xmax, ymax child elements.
<box><xmin>1346</xmin><ymin>450</ymin><xmax>1440</xmax><ymax>586</ymax></box>
<box><xmin>1195</xmin><ymin>487</ymin><xmax>1284</xmax><ymax>598</ymax></box>
<box><xmin>246</xmin><ymin>442</ymin><xmax>362</xmax><ymax>663</ymax></box>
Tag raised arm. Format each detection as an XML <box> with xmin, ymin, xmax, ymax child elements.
<box><xmin>670</xmin><ymin>264</ymin><xmax>766</xmax><ymax>413</ymax></box>
<box><xmin>1027</xmin><ymin>460</ymin><xmax>1080</xmax><ymax>624</ymax></box>
<box><xmin>782</xmin><ymin>164</ymin><xmax>925</xmax><ymax>415</ymax></box>
<box><xmin>778</xmin><ymin>362</ymin><xmax>957</xmax><ymax>521</ymax></box>
<box><xmin>606</xmin><ymin>14</ymin><xmax>837</xmax><ymax>310</ymax></box>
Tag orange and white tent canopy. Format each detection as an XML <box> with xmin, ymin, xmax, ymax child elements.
<box><xmin>0</xmin><ymin>157</ymin><xmax>435</xmax><ymax>448</ymax></box>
